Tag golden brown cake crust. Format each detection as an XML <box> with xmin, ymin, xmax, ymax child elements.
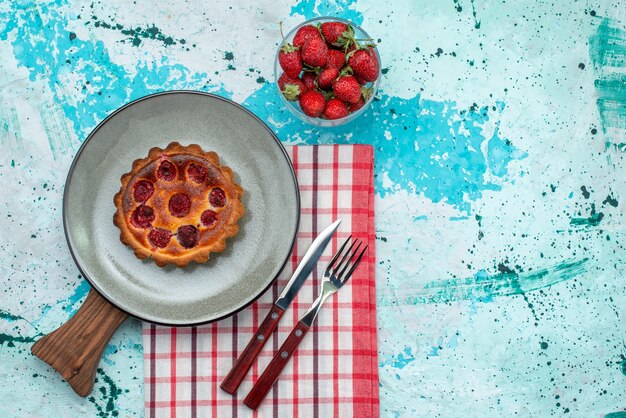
<box><xmin>113</xmin><ymin>142</ymin><xmax>244</xmax><ymax>267</ymax></box>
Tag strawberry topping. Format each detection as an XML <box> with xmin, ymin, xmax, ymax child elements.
<box><xmin>169</xmin><ymin>193</ymin><xmax>192</xmax><ymax>217</ymax></box>
<box><xmin>201</xmin><ymin>210</ymin><xmax>218</xmax><ymax>227</ymax></box>
<box><xmin>177</xmin><ymin>225</ymin><xmax>199</xmax><ymax>248</ymax></box>
<box><xmin>188</xmin><ymin>163</ymin><xmax>208</xmax><ymax>183</ymax></box>
<box><xmin>133</xmin><ymin>180</ymin><xmax>154</xmax><ymax>202</ymax></box>
<box><xmin>131</xmin><ymin>205</ymin><xmax>155</xmax><ymax>228</ymax></box>
<box><xmin>209</xmin><ymin>188</ymin><xmax>226</xmax><ymax>207</ymax></box>
<box><xmin>148</xmin><ymin>228</ymin><xmax>172</xmax><ymax>248</ymax></box>
<box><xmin>157</xmin><ymin>160</ymin><xmax>177</xmax><ymax>181</ymax></box>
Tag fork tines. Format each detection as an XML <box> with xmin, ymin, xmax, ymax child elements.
<box><xmin>326</xmin><ymin>236</ymin><xmax>368</xmax><ymax>283</ymax></box>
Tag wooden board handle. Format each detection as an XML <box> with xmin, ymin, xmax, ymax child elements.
<box><xmin>31</xmin><ymin>289</ymin><xmax>128</xmax><ymax>397</ymax></box>
<box><xmin>221</xmin><ymin>304</ymin><xmax>285</xmax><ymax>394</ymax></box>
<box><xmin>243</xmin><ymin>321</ymin><xmax>310</xmax><ymax>410</ymax></box>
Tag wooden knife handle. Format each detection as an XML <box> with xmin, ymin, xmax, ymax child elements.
<box><xmin>31</xmin><ymin>289</ymin><xmax>128</xmax><ymax>397</ymax></box>
<box><xmin>221</xmin><ymin>304</ymin><xmax>285</xmax><ymax>394</ymax></box>
<box><xmin>243</xmin><ymin>320</ymin><xmax>310</xmax><ymax>410</ymax></box>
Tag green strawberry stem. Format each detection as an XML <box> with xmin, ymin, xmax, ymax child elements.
<box><xmin>339</xmin><ymin>66</ymin><xmax>354</xmax><ymax>77</ymax></box>
<box><xmin>346</xmin><ymin>44</ymin><xmax>378</xmax><ymax>62</ymax></box>
<box><xmin>303</xmin><ymin>64</ymin><xmax>323</xmax><ymax>74</ymax></box>
<box><xmin>356</xmin><ymin>41</ymin><xmax>377</xmax><ymax>49</ymax></box>
<box><xmin>361</xmin><ymin>85</ymin><xmax>373</xmax><ymax>100</ymax></box>
<box><xmin>281</xmin><ymin>43</ymin><xmax>299</xmax><ymax>53</ymax></box>
<box><xmin>282</xmin><ymin>84</ymin><xmax>301</xmax><ymax>101</ymax></box>
<box><xmin>337</xmin><ymin>25</ymin><xmax>358</xmax><ymax>51</ymax></box>
<box><xmin>279</xmin><ymin>21</ymin><xmax>285</xmax><ymax>39</ymax></box>
<box><xmin>319</xmin><ymin>89</ymin><xmax>334</xmax><ymax>101</ymax></box>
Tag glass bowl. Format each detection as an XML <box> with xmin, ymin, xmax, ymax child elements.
<box><xmin>274</xmin><ymin>16</ymin><xmax>382</xmax><ymax>127</ymax></box>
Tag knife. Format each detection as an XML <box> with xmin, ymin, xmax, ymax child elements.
<box><xmin>220</xmin><ymin>219</ymin><xmax>342</xmax><ymax>394</ymax></box>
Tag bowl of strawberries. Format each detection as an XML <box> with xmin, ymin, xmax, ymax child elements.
<box><xmin>274</xmin><ymin>17</ymin><xmax>381</xmax><ymax>127</ymax></box>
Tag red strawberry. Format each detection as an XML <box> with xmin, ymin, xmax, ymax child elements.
<box><xmin>355</xmin><ymin>75</ymin><xmax>367</xmax><ymax>85</ymax></box>
<box><xmin>277</xmin><ymin>73</ymin><xmax>293</xmax><ymax>90</ymax></box>
<box><xmin>293</xmin><ymin>25</ymin><xmax>322</xmax><ymax>48</ymax></box>
<box><xmin>317</xmin><ymin>67</ymin><xmax>339</xmax><ymax>90</ymax></box>
<box><xmin>320</xmin><ymin>21</ymin><xmax>355</xmax><ymax>48</ymax></box>
<box><xmin>327</xmin><ymin>49</ymin><xmax>346</xmax><ymax>69</ymax></box>
<box><xmin>323</xmin><ymin>98</ymin><xmax>349</xmax><ymax>119</ymax></box>
<box><xmin>350</xmin><ymin>85</ymin><xmax>372</xmax><ymax>112</ymax></box>
<box><xmin>299</xmin><ymin>90</ymin><xmax>326</xmax><ymax>117</ymax></box>
<box><xmin>278</xmin><ymin>73</ymin><xmax>307</xmax><ymax>101</ymax></box>
<box><xmin>302</xmin><ymin>72</ymin><xmax>317</xmax><ymax>90</ymax></box>
<box><xmin>349</xmin><ymin>97</ymin><xmax>365</xmax><ymax>113</ymax></box>
<box><xmin>333</xmin><ymin>75</ymin><xmax>361</xmax><ymax>104</ymax></box>
<box><xmin>347</xmin><ymin>47</ymin><xmax>379</xmax><ymax>82</ymax></box>
<box><xmin>301</xmin><ymin>37</ymin><xmax>328</xmax><ymax>67</ymax></box>
<box><xmin>320</xmin><ymin>22</ymin><xmax>348</xmax><ymax>44</ymax></box>
<box><xmin>279</xmin><ymin>43</ymin><xmax>302</xmax><ymax>79</ymax></box>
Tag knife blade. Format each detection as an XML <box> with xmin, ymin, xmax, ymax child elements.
<box><xmin>220</xmin><ymin>219</ymin><xmax>341</xmax><ymax>394</ymax></box>
<box><xmin>274</xmin><ymin>218</ymin><xmax>341</xmax><ymax>310</ymax></box>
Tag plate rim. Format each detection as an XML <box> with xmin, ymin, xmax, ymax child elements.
<box><xmin>62</xmin><ymin>90</ymin><xmax>300</xmax><ymax>326</ymax></box>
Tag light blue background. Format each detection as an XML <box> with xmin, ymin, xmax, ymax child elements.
<box><xmin>0</xmin><ymin>0</ymin><xmax>625</xmax><ymax>416</ymax></box>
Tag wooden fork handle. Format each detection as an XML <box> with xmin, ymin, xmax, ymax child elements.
<box><xmin>221</xmin><ymin>304</ymin><xmax>285</xmax><ymax>394</ymax></box>
<box><xmin>31</xmin><ymin>289</ymin><xmax>128</xmax><ymax>397</ymax></box>
<box><xmin>243</xmin><ymin>321</ymin><xmax>310</xmax><ymax>410</ymax></box>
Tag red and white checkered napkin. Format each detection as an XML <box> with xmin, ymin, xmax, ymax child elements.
<box><xmin>142</xmin><ymin>145</ymin><xmax>378</xmax><ymax>418</ymax></box>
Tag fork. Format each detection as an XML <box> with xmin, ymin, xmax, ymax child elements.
<box><xmin>243</xmin><ymin>237</ymin><xmax>367</xmax><ymax>410</ymax></box>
